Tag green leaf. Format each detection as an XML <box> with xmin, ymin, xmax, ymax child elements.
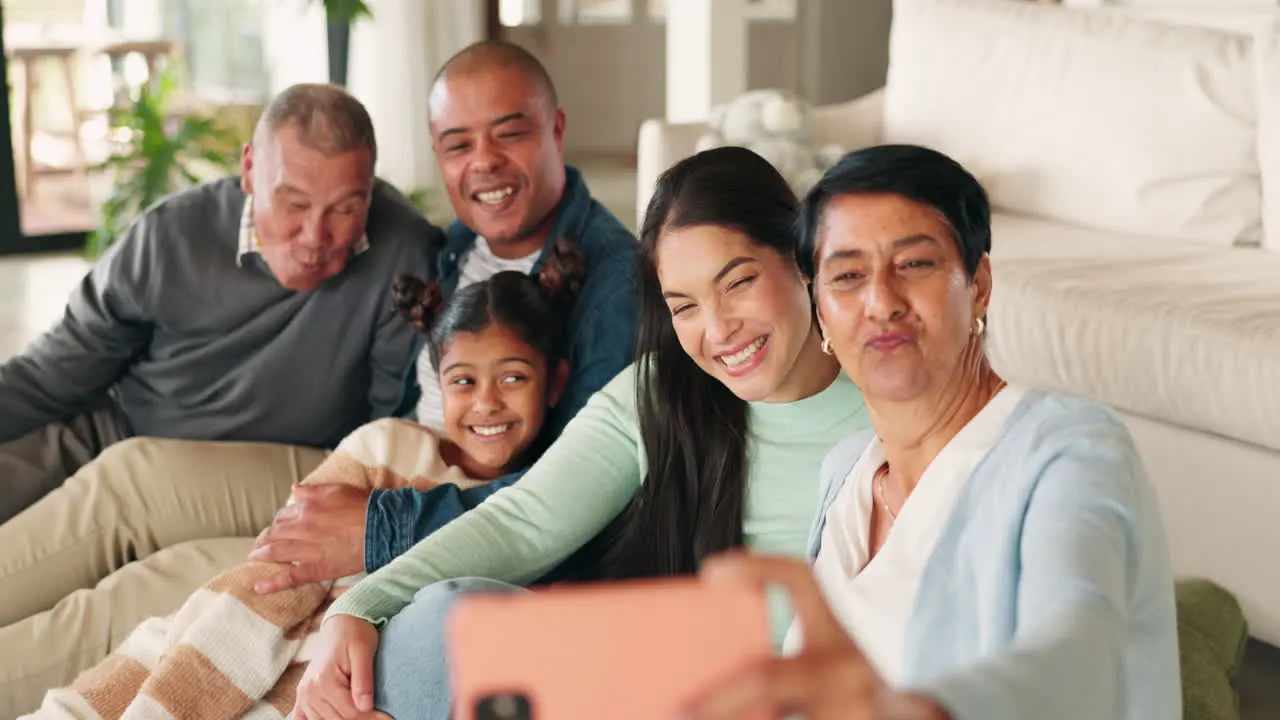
<box><xmin>316</xmin><ymin>0</ymin><xmax>373</xmax><ymax>24</ymax></box>
<box><xmin>88</xmin><ymin>64</ymin><xmax>242</xmax><ymax>258</ymax></box>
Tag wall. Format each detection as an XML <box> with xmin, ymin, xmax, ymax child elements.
<box><xmin>801</xmin><ymin>0</ymin><xmax>893</xmax><ymax>106</ymax></box>
<box><xmin>260</xmin><ymin>1</ymin><xmax>329</xmax><ymax>93</ymax></box>
<box><xmin>347</xmin><ymin>0</ymin><xmax>484</xmax><ymax>197</ymax></box>
<box><xmin>503</xmin><ymin>21</ymin><xmax>666</xmax><ymax>156</ymax></box>
<box><xmin>503</xmin><ymin>19</ymin><xmax>802</xmax><ymax>155</ymax></box>
<box><xmin>260</xmin><ymin>0</ymin><xmax>482</xmax><ymax>197</ymax></box>
<box><xmin>504</xmin><ymin>0</ymin><xmax>891</xmax><ymax>156</ymax></box>
<box><xmin>256</xmin><ymin>0</ymin><xmax>893</xmax><ymax>160</ymax></box>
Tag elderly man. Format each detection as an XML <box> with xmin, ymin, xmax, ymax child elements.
<box><xmin>0</xmin><ymin>83</ymin><xmax>435</xmax><ymax>523</ymax></box>
<box><xmin>0</xmin><ymin>83</ymin><xmax>436</xmax><ymax>715</ymax></box>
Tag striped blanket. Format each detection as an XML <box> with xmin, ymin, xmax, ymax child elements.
<box><xmin>25</xmin><ymin>418</ymin><xmax>485</xmax><ymax>720</ymax></box>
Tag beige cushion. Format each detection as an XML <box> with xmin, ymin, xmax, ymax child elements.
<box><xmin>986</xmin><ymin>213</ymin><xmax>1280</xmax><ymax>453</ymax></box>
<box><xmin>1258</xmin><ymin>19</ymin><xmax>1280</xmax><ymax>253</ymax></box>
<box><xmin>882</xmin><ymin>0</ymin><xmax>1262</xmax><ymax>247</ymax></box>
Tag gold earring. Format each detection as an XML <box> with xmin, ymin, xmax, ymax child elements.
<box><xmin>974</xmin><ymin>317</ymin><xmax>986</xmax><ymax>336</ymax></box>
<box><xmin>821</xmin><ymin>337</ymin><xmax>833</xmax><ymax>355</ymax></box>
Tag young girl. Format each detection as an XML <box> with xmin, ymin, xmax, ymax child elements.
<box><xmin>23</xmin><ymin>241</ymin><xmax>583</xmax><ymax>720</ymax></box>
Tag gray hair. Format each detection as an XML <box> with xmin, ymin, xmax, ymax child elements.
<box><xmin>254</xmin><ymin>83</ymin><xmax>377</xmax><ymax>162</ymax></box>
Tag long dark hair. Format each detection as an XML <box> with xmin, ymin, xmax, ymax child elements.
<box><xmin>590</xmin><ymin>146</ymin><xmax>804</xmax><ymax>579</ymax></box>
<box><xmin>390</xmin><ymin>237</ymin><xmax>585</xmax><ymax>368</ymax></box>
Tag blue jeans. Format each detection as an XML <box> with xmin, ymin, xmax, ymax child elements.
<box><xmin>373</xmin><ymin>577</ymin><xmax>524</xmax><ymax>719</ymax></box>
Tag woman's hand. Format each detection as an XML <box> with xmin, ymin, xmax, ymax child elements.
<box><xmin>293</xmin><ymin>614</ymin><xmax>382</xmax><ymax>720</ymax></box>
<box><xmin>682</xmin><ymin>554</ymin><xmax>951</xmax><ymax>720</ymax></box>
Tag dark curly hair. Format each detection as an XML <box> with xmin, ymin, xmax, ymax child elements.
<box><xmin>390</xmin><ymin>237</ymin><xmax>585</xmax><ymax>368</ymax></box>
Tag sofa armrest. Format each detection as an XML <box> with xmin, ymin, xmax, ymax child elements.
<box><xmin>635</xmin><ymin>118</ymin><xmax>711</xmax><ymax>229</ymax></box>
<box><xmin>811</xmin><ymin>87</ymin><xmax>885</xmax><ymax>151</ymax></box>
<box><xmin>633</xmin><ymin>88</ymin><xmax>887</xmax><ymax>229</ymax></box>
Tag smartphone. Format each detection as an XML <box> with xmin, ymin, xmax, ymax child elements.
<box><xmin>446</xmin><ymin>577</ymin><xmax>774</xmax><ymax>720</ymax></box>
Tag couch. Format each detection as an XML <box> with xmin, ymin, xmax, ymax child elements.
<box><xmin>636</xmin><ymin>0</ymin><xmax>1280</xmax><ymax>649</ymax></box>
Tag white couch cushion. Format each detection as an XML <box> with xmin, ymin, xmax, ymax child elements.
<box><xmin>986</xmin><ymin>213</ymin><xmax>1280</xmax><ymax>453</ymax></box>
<box><xmin>882</xmin><ymin>0</ymin><xmax>1262</xmax><ymax>248</ymax></box>
<box><xmin>1258</xmin><ymin>18</ymin><xmax>1280</xmax><ymax>253</ymax></box>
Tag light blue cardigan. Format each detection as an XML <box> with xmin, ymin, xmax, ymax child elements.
<box><xmin>806</xmin><ymin>390</ymin><xmax>1182</xmax><ymax>720</ymax></box>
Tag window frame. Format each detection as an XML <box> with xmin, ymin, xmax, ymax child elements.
<box><xmin>0</xmin><ymin>3</ymin><xmax>87</xmax><ymax>256</ymax></box>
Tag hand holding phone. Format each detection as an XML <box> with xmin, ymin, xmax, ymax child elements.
<box><xmin>447</xmin><ymin>577</ymin><xmax>775</xmax><ymax>720</ymax></box>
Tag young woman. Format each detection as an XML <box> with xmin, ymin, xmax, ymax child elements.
<box><xmin>684</xmin><ymin>145</ymin><xmax>1179</xmax><ymax>720</ymax></box>
<box><xmin>291</xmin><ymin>147</ymin><xmax>873</xmax><ymax>719</ymax></box>
<box><xmin>24</xmin><ymin>243</ymin><xmax>585</xmax><ymax>719</ymax></box>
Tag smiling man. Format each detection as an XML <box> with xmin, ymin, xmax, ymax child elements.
<box><xmin>0</xmin><ymin>83</ymin><xmax>437</xmax><ymax>524</ymax></box>
<box><xmin>248</xmin><ymin>40</ymin><xmax>641</xmax><ymax>592</ymax></box>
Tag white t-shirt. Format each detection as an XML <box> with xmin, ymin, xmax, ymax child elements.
<box><xmin>782</xmin><ymin>384</ymin><xmax>1027</xmax><ymax>684</ymax></box>
<box><xmin>414</xmin><ymin>237</ymin><xmax>540</xmax><ymax>431</ymax></box>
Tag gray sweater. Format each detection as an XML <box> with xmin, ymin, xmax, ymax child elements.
<box><xmin>0</xmin><ymin>177</ymin><xmax>438</xmax><ymax>449</ymax></box>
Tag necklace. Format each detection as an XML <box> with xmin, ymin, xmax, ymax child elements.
<box><xmin>873</xmin><ymin>377</ymin><xmax>1006</xmax><ymax>525</ymax></box>
<box><xmin>874</xmin><ymin>463</ymin><xmax>897</xmax><ymax>522</ymax></box>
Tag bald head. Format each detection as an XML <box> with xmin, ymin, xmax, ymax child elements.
<box><xmin>430</xmin><ymin>41</ymin><xmax>558</xmax><ymax>119</ymax></box>
<box><xmin>426</xmin><ymin>40</ymin><xmax>567</xmax><ymax>259</ymax></box>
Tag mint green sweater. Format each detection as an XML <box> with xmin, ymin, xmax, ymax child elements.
<box><xmin>329</xmin><ymin>362</ymin><xmax>869</xmax><ymax>642</ymax></box>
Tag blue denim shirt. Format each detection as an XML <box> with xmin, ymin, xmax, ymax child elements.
<box><xmin>364</xmin><ymin>165</ymin><xmax>639</xmax><ymax>571</ymax></box>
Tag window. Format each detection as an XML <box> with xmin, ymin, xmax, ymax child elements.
<box><xmin>499</xmin><ymin>0</ymin><xmax>541</xmax><ymax>27</ymax></box>
<box><xmin>559</xmin><ymin>0</ymin><xmax>632</xmax><ymax>25</ymax></box>
<box><xmin>165</xmin><ymin>0</ymin><xmax>268</xmax><ymax>103</ymax></box>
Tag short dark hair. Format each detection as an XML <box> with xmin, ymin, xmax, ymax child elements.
<box><xmin>432</xmin><ymin>40</ymin><xmax>559</xmax><ymax>113</ymax></box>
<box><xmin>796</xmin><ymin>144</ymin><xmax>991</xmax><ymax>279</ymax></box>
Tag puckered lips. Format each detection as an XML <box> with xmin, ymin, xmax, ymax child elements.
<box><xmin>866</xmin><ymin>330</ymin><xmax>915</xmax><ymax>353</ymax></box>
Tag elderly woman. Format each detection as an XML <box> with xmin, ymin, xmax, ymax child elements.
<box><xmin>686</xmin><ymin>145</ymin><xmax>1181</xmax><ymax>720</ymax></box>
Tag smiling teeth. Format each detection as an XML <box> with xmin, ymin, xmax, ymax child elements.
<box><xmin>719</xmin><ymin>337</ymin><xmax>766</xmax><ymax>368</ymax></box>
<box><xmin>472</xmin><ymin>424</ymin><xmax>511</xmax><ymax>436</ymax></box>
<box><xmin>476</xmin><ymin>187</ymin><xmax>514</xmax><ymax>204</ymax></box>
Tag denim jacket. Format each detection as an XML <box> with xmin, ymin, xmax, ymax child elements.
<box><xmin>365</xmin><ymin>165</ymin><xmax>639</xmax><ymax>571</ymax></box>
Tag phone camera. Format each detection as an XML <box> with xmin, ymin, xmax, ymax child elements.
<box><xmin>476</xmin><ymin>692</ymin><xmax>532</xmax><ymax>720</ymax></box>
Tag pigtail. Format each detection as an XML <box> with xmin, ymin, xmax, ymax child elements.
<box><xmin>536</xmin><ymin>236</ymin><xmax>586</xmax><ymax>308</ymax></box>
<box><xmin>391</xmin><ymin>274</ymin><xmax>446</xmax><ymax>334</ymax></box>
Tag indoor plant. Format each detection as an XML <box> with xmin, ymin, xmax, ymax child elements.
<box><xmin>316</xmin><ymin>0</ymin><xmax>373</xmax><ymax>86</ymax></box>
<box><xmin>88</xmin><ymin>70</ymin><xmax>239</xmax><ymax>257</ymax></box>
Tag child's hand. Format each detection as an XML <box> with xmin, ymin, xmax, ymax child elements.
<box><xmin>293</xmin><ymin>614</ymin><xmax>381</xmax><ymax>719</ymax></box>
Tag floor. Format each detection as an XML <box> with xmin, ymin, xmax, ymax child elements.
<box><xmin>2</xmin><ymin>162</ymin><xmax>1277</xmax><ymax>716</ymax></box>
<box><xmin>0</xmin><ymin>251</ymin><xmax>90</xmax><ymax>360</ymax></box>
<box><xmin>1239</xmin><ymin>640</ymin><xmax>1280</xmax><ymax>719</ymax></box>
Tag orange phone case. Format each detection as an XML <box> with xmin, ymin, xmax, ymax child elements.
<box><xmin>447</xmin><ymin>577</ymin><xmax>775</xmax><ymax>720</ymax></box>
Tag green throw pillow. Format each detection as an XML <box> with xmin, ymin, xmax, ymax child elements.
<box><xmin>1176</xmin><ymin>579</ymin><xmax>1249</xmax><ymax>720</ymax></box>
